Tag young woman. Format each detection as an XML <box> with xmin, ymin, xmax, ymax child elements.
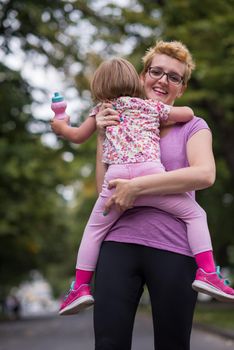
<box><xmin>93</xmin><ymin>40</ymin><xmax>232</xmax><ymax>350</ymax></box>
<box><xmin>52</xmin><ymin>55</ymin><xmax>233</xmax><ymax>317</ymax></box>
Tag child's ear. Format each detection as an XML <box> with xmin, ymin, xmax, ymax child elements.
<box><xmin>139</xmin><ymin>73</ymin><xmax>145</xmax><ymax>86</ymax></box>
<box><xmin>139</xmin><ymin>74</ymin><xmax>146</xmax><ymax>98</ymax></box>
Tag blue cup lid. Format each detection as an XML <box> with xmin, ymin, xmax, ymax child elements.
<box><xmin>52</xmin><ymin>92</ymin><xmax>64</xmax><ymax>102</ymax></box>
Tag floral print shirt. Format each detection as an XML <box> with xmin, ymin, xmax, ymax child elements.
<box><xmin>89</xmin><ymin>96</ymin><xmax>171</xmax><ymax>165</ymax></box>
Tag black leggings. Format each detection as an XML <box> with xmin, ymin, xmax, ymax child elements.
<box><xmin>94</xmin><ymin>242</ymin><xmax>197</xmax><ymax>350</ymax></box>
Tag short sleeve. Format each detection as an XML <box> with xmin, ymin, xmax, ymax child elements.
<box><xmin>147</xmin><ymin>99</ymin><xmax>171</xmax><ymax>121</ymax></box>
<box><xmin>159</xmin><ymin>103</ymin><xmax>171</xmax><ymax>121</ymax></box>
<box><xmin>88</xmin><ymin>103</ymin><xmax>101</xmax><ymax>118</ymax></box>
<box><xmin>185</xmin><ymin>116</ymin><xmax>211</xmax><ymax>141</ymax></box>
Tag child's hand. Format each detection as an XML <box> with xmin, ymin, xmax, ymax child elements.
<box><xmin>50</xmin><ymin>115</ymin><xmax>70</xmax><ymax>135</ymax></box>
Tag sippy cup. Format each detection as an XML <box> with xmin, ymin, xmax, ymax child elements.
<box><xmin>51</xmin><ymin>92</ymin><xmax>67</xmax><ymax>119</ymax></box>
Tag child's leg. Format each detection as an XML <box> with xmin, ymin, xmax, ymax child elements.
<box><xmin>76</xmin><ymin>164</ymin><xmax>131</xmax><ymax>277</ymax></box>
<box><xmin>134</xmin><ymin>181</ymin><xmax>234</xmax><ymax>301</ymax></box>
<box><xmin>76</xmin><ymin>188</ymin><xmax>121</xmax><ymax>271</ymax></box>
<box><xmin>194</xmin><ymin>250</ymin><xmax>216</xmax><ymax>273</ymax></box>
<box><xmin>131</xmin><ymin>162</ymin><xmax>234</xmax><ymax>301</ymax></box>
<box><xmin>136</xmin><ymin>191</ymin><xmax>213</xmax><ymax>254</ymax></box>
<box><xmin>59</xmin><ymin>165</ymin><xmax>130</xmax><ymax>315</ymax></box>
<box><xmin>130</xmin><ymin>162</ymin><xmax>213</xmax><ymax>255</ymax></box>
<box><xmin>74</xmin><ymin>269</ymin><xmax>94</xmax><ymax>290</ymax></box>
<box><xmin>128</xmin><ymin>162</ymin><xmax>216</xmax><ymax>271</ymax></box>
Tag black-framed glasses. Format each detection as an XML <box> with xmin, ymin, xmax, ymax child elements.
<box><xmin>148</xmin><ymin>66</ymin><xmax>184</xmax><ymax>85</ymax></box>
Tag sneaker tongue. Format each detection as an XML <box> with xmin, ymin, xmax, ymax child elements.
<box><xmin>216</xmin><ymin>266</ymin><xmax>230</xmax><ymax>285</ymax></box>
<box><xmin>216</xmin><ymin>266</ymin><xmax>223</xmax><ymax>279</ymax></box>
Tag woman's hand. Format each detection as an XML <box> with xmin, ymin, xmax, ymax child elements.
<box><xmin>103</xmin><ymin>178</ymin><xmax>137</xmax><ymax>214</ymax></box>
<box><xmin>96</xmin><ymin>102</ymin><xmax>120</xmax><ymax>136</ymax></box>
<box><xmin>50</xmin><ymin>116</ymin><xmax>70</xmax><ymax>135</ymax></box>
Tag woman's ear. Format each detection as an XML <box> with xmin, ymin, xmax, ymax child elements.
<box><xmin>177</xmin><ymin>83</ymin><xmax>187</xmax><ymax>98</ymax></box>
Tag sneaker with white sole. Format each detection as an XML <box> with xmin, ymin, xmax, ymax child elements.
<box><xmin>192</xmin><ymin>266</ymin><xmax>234</xmax><ymax>302</ymax></box>
<box><xmin>59</xmin><ymin>282</ymin><xmax>94</xmax><ymax>316</ymax></box>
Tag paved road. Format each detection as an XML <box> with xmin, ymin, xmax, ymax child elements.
<box><xmin>0</xmin><ymin>310</ymin><xmax>233</xmax><ymax>350</ymax></box>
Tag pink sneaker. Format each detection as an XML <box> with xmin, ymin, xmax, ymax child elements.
<box><xmin>59</xmin><ymin>282</ymin><xmax>94</xmax><ymax>316</ymax></box>
<box><xmin>192</xmin><ymin>266</ymin><xmax>234</xmax><ymax>302</ymax></box>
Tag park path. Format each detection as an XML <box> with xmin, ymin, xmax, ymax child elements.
<box><xmin>0</xmin><ymin>309</ymin><xmax>233</xmax><ymax>350</ymax></box>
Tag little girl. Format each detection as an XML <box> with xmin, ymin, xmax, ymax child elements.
<box><xmin>51</xmin><ymin>58</ymin><xmax>234</xmax><ymax>315</ymax></box>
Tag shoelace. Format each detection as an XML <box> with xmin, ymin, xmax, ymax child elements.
<box><xmin>63</xmin><ymin>281</ymin><xmax>75</xmax><ymax>300</ymax></box>
<box><xmin>216</xmin><ymin>266</ymin><xmax>230</xmax><ymax>286</ymax></box>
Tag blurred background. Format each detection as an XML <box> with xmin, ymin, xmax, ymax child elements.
<box><xmin>0</xmin><ymin>0</ymin><xmax>234</xmax><ymax>322</ymax></box>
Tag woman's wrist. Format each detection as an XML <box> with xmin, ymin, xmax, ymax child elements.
<box><xmin>97</xmin><ymin>132</ymin><xmax>105</xmax><ymax>142</ymax></box>
<box><xmin>129</xmin><ymin>177</ymin><xmax>142</xmax><ymax>197</ymax></box>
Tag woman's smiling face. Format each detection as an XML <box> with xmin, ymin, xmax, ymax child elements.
<box><xmin>142</xmin><ymin>54</ymin><xmax>187</xmax><ymax>106</ymax></box>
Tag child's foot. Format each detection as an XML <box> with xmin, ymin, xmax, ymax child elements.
<box><xmin>59</xmin><ymin>282</ymin><xmax>94</xmax><ymax>316</ymax></box>
<box><xmin>192</xmin><ymin>266</ymin><xmax>234</xmax><ymax>302</ymax></box>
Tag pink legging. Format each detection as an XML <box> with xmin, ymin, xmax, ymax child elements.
<box><xmin>76</xmin><ymin>162</ymin><xmax>212</xmax><ymax>271</ymax></box>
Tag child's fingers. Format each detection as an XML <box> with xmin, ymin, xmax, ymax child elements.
<box><xmin>64</xmin><ymin>115</ymin><xmax>70</xmax><ymax>124</ymax></box>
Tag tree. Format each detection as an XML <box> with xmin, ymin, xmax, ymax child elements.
<box><xmin>1</xmin><ymin>0</ymin><xmax>234</xmax><ymax>297</ymax></box>
<box><xmin>158</xmin><ymin>0</ymin><xmax>234</xmax><ymax>264</ymax></box>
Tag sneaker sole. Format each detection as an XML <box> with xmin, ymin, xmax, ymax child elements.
<box><xmin>192</xmin><ymin>280</ymin><xmax>234</xmax><ymax>302</ymax></box>
<box><xmin>59</xmin><ymin>295</ymin><xmax>94</xmax><ymax>316</ymax></box>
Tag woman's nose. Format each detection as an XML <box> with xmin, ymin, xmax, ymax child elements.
<box><xmin>158</xmin><ymin>73</ymin><xmax>168</xmax><ymax>84</ymax></box>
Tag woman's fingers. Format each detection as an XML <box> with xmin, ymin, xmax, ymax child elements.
<box><xmin>96</xmin><ymin>108</ymin><xmax>120</xmax><ymax>135</ymax></box>
<box><xmin>103</xmin><ymin>179</ymin><xmax>135</xmax><ymax>215</ymax></box>
<box><xmin>97</xmin><ymin>108</ymin><xmax>120</xmax><ymax>120</ymax></box>
<box><xmin>99</xmin><ymin>102</ymin><xmax>112</xmax><ymax>110</ymax></box>
<box><xmin>103</xmin><ymin>196</ymin><xmax>115</xmax><ymax>216</ymax></box>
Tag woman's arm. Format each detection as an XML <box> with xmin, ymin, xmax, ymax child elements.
<box><xmin>104</xmin><ymin>129</ymin><xmax>216</xmax><ymax>212</ymax></box>
<box><xmin>95</xmin><ymin>103</ymin><xmax>120</xmax><ymax>193</ymax></box>
<box><xmin>96</xmin><ymin>134</ymin><xmax>108</xmax><ymax>194</ymax></box>
<box><xmin>51</xmin><ymin>116</ymin><xmax>96</xmax><ymax>144</ymax></box>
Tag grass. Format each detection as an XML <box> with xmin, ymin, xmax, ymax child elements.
<box><xmin>194</xmin><ymin>302</ymin><xmax>234</xmax><ymax>330</ymax></box>
<box><xmin>141</xmin><ymin>298</ymin><xmax>234</xmax><ymax>332</ymax></box>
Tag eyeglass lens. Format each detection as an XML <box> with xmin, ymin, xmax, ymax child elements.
<box><xmin>148</xmin><ymin>67</ymin><xmax>183</xmax><ymax>84</ymax></box>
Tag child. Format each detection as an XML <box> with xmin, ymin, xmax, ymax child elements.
<box><xmin>51</xmin><ymin>58</ymin><xmax>234</xmax><ymax>315</ymax></box>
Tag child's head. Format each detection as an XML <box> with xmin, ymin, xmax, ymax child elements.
<box><xmin>90</xmin><ymin>57</ymin><xmax>144</xmax><ymax>102</ymax></box>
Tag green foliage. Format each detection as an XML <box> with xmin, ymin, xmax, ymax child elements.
<box><xmin>157</xmin><ymin>0</ymin><xmax>234</xmax><ymax>265</ymax></box>
<box><xmin>0</xmin><ymin>63</ymin><xmax>71</xmax><ymax>290</ymax></box>
<box><xmin>194</xmin><ymin>303</ymin><xmax>234</xmax><ymax>330</ymax></box>
<box><xmin>0</xmin><ymin>0</ymin><xmax>234</xmax><ymax>296</ymax></box>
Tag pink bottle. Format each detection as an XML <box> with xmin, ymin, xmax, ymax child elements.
<box><xmin>51</xmin><ymin>92</ymin><xmax>67</xmax><ymax>119</ymax></box>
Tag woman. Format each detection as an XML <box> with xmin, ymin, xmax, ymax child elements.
<box><xmin>93</xmin><ymin>40</ymin><xmax>216</xmax><ymax>350</ymax></box>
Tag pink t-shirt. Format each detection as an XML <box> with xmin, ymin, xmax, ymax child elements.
<box><xmin>90</xmin><ymin>96</ymin><xmax>170</xmax><ymax>164</ymax></box>
<box><xmin>104</xmin><ymin>117</ymin><xmax>210</xmax><ymax>257</ymax></box>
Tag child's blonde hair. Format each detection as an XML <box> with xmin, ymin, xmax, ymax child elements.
<box><xmin>90</xmin><ymin>57</ymin><xmax>144</xmax><ymax>102</ymax></box>
<box><xmin>142</xmin><ymin>40</ymin><xmax>196</xmax><ymax>85</ymax></box>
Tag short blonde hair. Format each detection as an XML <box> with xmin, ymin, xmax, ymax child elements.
<box><xmin>142</xmin><ymin>40</ymin><xmax>196</xmax><ymax>84</ymax></box>
<box><xmin>90</xmin><ymin>57</ymin><xmax>144</xmax><ymax>102</ymax></box>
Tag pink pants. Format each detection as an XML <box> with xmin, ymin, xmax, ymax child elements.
<box><xmin>76</xmin><ymin>162</ymin><xmax>212</xmax><ymax>271</ymax></box>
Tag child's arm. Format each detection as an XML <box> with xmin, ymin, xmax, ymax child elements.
<box><xmin>167</xmin><ymin>105</ymin><xmax>194</xmax><ymax>123</ymax></box>
<box><xmin>149</xmin><ymin>100</ymin><xmax>194</xmax><ymax>124</ymax></box>
<box><xmin>51</xmin><ymin>116</ymin><xmax>96</xmax><ymax>144</ymax></box>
